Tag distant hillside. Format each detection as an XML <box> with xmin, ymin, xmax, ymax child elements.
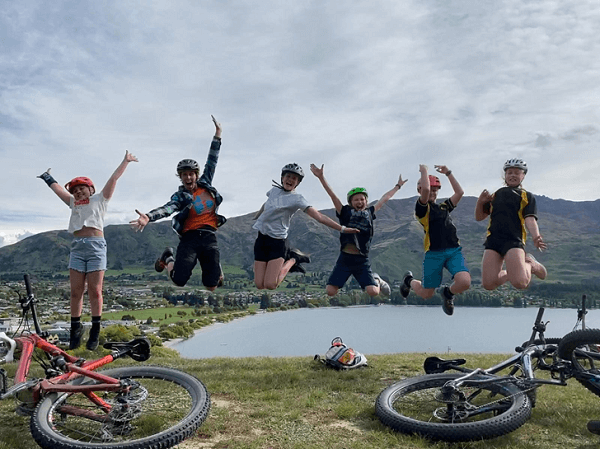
<box><xmin>1</xmin><ymin>196</ymin><xmax>599</xmax><ymax>285</ymax></box>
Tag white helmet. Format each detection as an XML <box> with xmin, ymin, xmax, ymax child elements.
<box><xmin>503</xmin><ymin>158</ymin><xmax>527</xmax><ymax>174</ymax></box>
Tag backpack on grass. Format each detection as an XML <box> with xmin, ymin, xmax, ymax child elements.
<box><xmin>314</xmin><ymin>337</ymin><xmax>368</xmax><ymax>370</ymax></box>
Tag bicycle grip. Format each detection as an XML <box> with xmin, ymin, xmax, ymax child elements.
<box><xmin>534</xmin><ymin>307</ymin><xmax>545</xmax><ymax>324</ymax></box>
<box><xmin>24</xmin><ymin>274</ymin><xmax>33</xmax><ymax>296</ymax></box>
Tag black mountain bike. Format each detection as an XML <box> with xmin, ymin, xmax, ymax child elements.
<box><xmin>375</xmin><ymin>300</ymin><xmax>600</xmax><ymax>442</ymax></box>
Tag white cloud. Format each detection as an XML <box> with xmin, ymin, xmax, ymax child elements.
<box><xmin>2</xmin><ymin>0</ymin><xmax>600</xmax><ymax>241</ymax></box>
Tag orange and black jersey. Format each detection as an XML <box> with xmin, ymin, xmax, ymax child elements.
<box><xmin>484</xmin><ymin>186</ymin><xmax>537</xmax><ymax>244</ymax></box>
<box><xmin>415</xmin><ymin>199</ymin><xmax>460</xmax><ymax>252</ymax></box>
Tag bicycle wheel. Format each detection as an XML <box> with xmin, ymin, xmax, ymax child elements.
<box><xmin>376</xmin><ymin>373</ymin><xmax>532</xmax><ymax>442</ymax></box>
<box><xmin>30</xmin><ymin>365</ymin><xmax>210</xmax><ymax>449</ymax></box>
<box><xmin>557</xmin><ymin>328</ymin><xmax>600</xmax><ymax>397</ymax></box>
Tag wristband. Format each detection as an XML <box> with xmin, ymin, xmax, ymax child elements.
<box><xmin>395</xmin><ymin>184</ymin><xmax>402</xmax><ymax>189</ymax></box>
<box><xmin>340</xmin><ymin>225</ymin><xmax>346</xmax><ymax>233</ymax></box>
<box><xmin>445</xmin><ymin>170</ymin><xmax>452</xmax><ymax>176</ymax></box>
<box><xmin>39</xmin><ymin>172</ymin><xmax>57</xmax><ymax>187</ymax></box>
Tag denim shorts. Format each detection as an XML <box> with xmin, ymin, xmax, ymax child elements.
<box><xmin>422</xmin><ymin>246</ymin><xmax>468</xmax><ymax>289</ymax></box>
<box><xmin>69</xmin><ymin>237</ymin><xmax>107</xmax><ymax>273</ymax></box>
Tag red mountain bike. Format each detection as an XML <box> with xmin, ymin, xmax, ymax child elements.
<box><xmin>0</xmin><ymin>274</ymin><xmax>210</xmax><ymax>449</ymax></box>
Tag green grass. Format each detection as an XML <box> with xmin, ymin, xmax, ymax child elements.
<box><xmin>1</xmin><ymin>350</ymin><xmax>599</xmax><ymax>448</ymax></box>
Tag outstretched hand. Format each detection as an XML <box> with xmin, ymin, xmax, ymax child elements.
<box><xmin>310</xmin><ymin>163</ymin><xmax>324</xmax><ymax>179</ymax></box>
<box><xmin>124</xmin><ymin>150</ymin><xmax>139</xmax><ymax>163</ymax></box>
<box><xmin>129</xmin><ymin>209</ymin><xmax>149</xmax><ymax>232</ymax></box>
<box><xmin>396</xmin><ymin>174</ymin><xmax>408</xmax><ymax>188</ymax></box>
<box><xmin>434</xmin><ymin>165</ymin><xmax>450</xmax><ymax>175</ymax></box>
<box><xmin>212</xmin><ymin>115</ymin><xmax>222</xmax><ymax>138</ymax></box>
<box><xmin>37</xmin><ymin>168</ymin><xmax>52</xmax><ymax>178</ymax></box>
<box><xmin>533</xmin><ymin>235</ymin><xmax>547</xmax><ymax>251</ymax></box>
<box><xmin>343</xmin><ymin>227</ymin><xmax>360</xmax><ymax>234</ymax></box>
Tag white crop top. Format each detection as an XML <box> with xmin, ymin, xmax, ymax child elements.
<box><xmin>68</xmin><ymin>193</ymin><xmax>109</xmax><ymax>233</ymax></box>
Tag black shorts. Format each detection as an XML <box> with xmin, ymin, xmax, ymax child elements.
<box><xmin>171</xmin><ymin>229</ymin><xmax>221</xmax><ymax>287</ymax></box>
<box><xmin>484</xmin><ymin>237</ymin><xmax>524</xmax><ymax>257</ymax></box>
<box><xmin>254</xmin><ymin>232</ymin><xmax>287</xmax><ymax>262</ymax></box>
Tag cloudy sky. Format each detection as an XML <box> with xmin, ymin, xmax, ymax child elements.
<box><xmin>2</xmin><ymin>1</ymin><xmax>599</xmax><ymax>247</ymax></box>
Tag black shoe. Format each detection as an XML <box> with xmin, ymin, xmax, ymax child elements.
<box><xmin>86</xmin><ymin>325</ymin><xmax>100</xmax><ymax>351</ymax></box>
<box><xmin>438</xmin><ymin>286</ymin><xmax>454</xmax><ymax>316</ymax></box>
<box><xmin>289</xmin><ymin>263</ymin><xmax>306</xmax><ymax>274</ymax></box>
<box><xmin>69</xmin><ymin>324</ymin><xmax>84</xmax><ymax>350</ymax></box>
<box><xmin>588</xmin><ymin>420</ymin><xmax>600</xmax><ymax>435</ymax></box>
<box><xmin>155</xmin><ymin>247</ymin><xmax>174</xmax><ymax>272</ymax></box>
<box><xmin>400</xmin><ymin>271</ymin><xmax>413</xmax><ymax>299</ymax></box>
<box><xmin>288</xmin><ymin>248</ymin><xmax>311</xmax><ymax>265</ymax></box>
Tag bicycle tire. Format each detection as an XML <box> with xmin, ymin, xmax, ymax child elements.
<box><xmin>30</xmin><ymin>365</ymin><xmax>210</xmax><ymax>449</ymax></box>
<box><xmin>557</xmin><ymin>328</ymin><xmax>600</xmax><ymax>398</ymax></box>
<box><xmin>375</xmin><ymin>372</ymin><xmax>532</xmax><ymax>442</ymax></box>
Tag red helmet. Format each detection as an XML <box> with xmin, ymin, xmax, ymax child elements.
<box><xmin>417</xmin><ymin>175</ymin><xmax>442</xmax><ymax>190</ymax></box>
<box><xmin>65</xmin><ymin>177</ymin><xmax>95</xmax><ymax>194</ymax></box>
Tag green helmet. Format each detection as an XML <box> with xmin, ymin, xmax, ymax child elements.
<box><xmin>347</xmin><ymin>187</ymin><xmax>368</xmax><ymax>203</ymax></box>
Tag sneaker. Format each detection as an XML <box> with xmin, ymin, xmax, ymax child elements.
<box><xmin>69</xmin><ymin>324</ymin><xmax>84</xmax><ymax>350</ymax></box>
<box><xmin>438</xmin><ymin>286</ymin><xmax>454</xmax><ymax>316</ymax></box>
<box><xmin>374</xmin><ymin>273</ymin><xmax>391</xmax><ymax>297</ymax></box>
<box><xmin>400</xmin><ymin>271</ymin><xmax>413</xmax><ymax>299</ymax></box>
<box><xmin>526</xmin><ymin>253</ymin><xmax>547</xmax><ymax>280</ymax></box>
<box><xmin>155</xmin><ymin>247</ymin><xmax>174</xmax><ymax>273</ymax></box>
<box><xmin>288</xmin><ymin>248</ymin><xmax>311</xmax><ymax>265</ymax></box>
<box><xmin>588</xmin><ymin>420</ymin><xmax>600</xmax><ymax>435</ymax></box>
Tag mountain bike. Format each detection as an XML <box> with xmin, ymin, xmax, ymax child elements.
<box><xmin>0</xmin><ymin>274</ymin><xmax>211</xmax><ymax>449</ymax></box>
<box><xmin>375</xmin><ymin>301</ymin><xmax>600</xmax><ymax>442</ymax></box>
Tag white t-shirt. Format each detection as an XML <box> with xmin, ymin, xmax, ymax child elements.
<box><xmin>68</xmin><ymin>193</ymin><xmax>109</xmax><ymax>233</ymax></box>
<box><xmin>252</xmin><ymin>187</ymin><xmax>311</xmax><ymax>239</ymax></box>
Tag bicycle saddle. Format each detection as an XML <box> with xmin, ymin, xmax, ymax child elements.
<box><xmin>423</xmin><ymin>356</ymin><xmax>467</xmax><ymax>374</ymax></box>
<box><xmin>103</xmin><ymin>337</ymin><xmax>151</xmax><ymax>362</ymax></box>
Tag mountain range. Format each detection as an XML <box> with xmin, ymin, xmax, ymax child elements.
<box><xmin>1</xmin><ymin>196</ymin><xmax>599</xmax><ymax>285</ymax></box>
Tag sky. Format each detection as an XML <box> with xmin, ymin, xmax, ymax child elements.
<box><xmin>2</xmin><ymin>1</ymin><xmax>600</xmax><ymax>247</ymax></box>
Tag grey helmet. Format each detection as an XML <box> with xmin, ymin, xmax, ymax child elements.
<box><xmin>177</xmin><ymin>159</ymin><xmax>200</xmax><ymax>173</ymax></box>
<box><xmin>503</xmin><ymin>158</ymin><xmax>527</xmax><ymax>174</ymax></box>
<box><xmin>281</xmin><ymin>163</ymin><xmax>304</xmax><ymax>182</ymax></box>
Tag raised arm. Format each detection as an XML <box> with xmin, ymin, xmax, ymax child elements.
<box><xmin>102</xmin><ymin>150</ymin><xmax>138</xmax><ymax>200</ymax></box>
<box><xmin>309</xmin><ymin>164</ymin><xmax>343</xmax><ymax>214</ymax></box>
<box><xmin>435</xmin><ymin>165</ymin><xmax>463</xmax><ymax>206</ymax></box>
<box><xmin>418</xmin><ymin>164</ymin><xmax>430</xmax><ymax>204</ymax></box>
<box><xmin>199</xmin><ymin>115</ymin><xmax>222</xmax><ymax>186</ymax></box>
<box><xmin>374</xmin><ymin>174</ymin><xmax>407</xmax><ymax>213</ymax></box>
<box><xmin>304</xmin><ymin>206</ymin><xmax>360</xmax><ymax>234</ymax></box>
<box><xmin>475</xmin><ymin>189</ymin><xmax>493</xmax><ymax>221</ymax></box>
<box><xmin>37</xmin><ymin>168</ymin><xmax>71</xmax><ymax>206</ymax></box>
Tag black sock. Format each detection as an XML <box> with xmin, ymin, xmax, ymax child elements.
<box><xmin>71</xmin><ymin>316</ymin><xmax>82</xmax><ymax>329</ymax></box>
<box><xmin>91</xmin><ymin>316</ymin><xmax>101</xmax><ymax>333</ymax></box>
<box><xmin>444</xmin><ymin>286</ymin><xmax>454</xmax><ymax>299</ymax></box>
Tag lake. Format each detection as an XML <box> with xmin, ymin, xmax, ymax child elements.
<box><xmin>172</xmin><ymin>305</ymin><xmax>599</xmax><ymax>358</ymax></box>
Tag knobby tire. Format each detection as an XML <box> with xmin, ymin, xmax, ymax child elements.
<box><xmin>375</xmin><ymin>372</ymin><xmax>532</xmax><ymax>442</ymax></box>
<box><xmin>30</xmin><ymin>365</ymin><xmax>210</xmax><ymax>449</ymax></box>
<box><xmin>557</xmin><ymin>328</ymin><xmax>600</xmax><ymax>398</ymax></box>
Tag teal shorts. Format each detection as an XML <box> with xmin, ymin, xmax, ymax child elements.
<box><xmin>422</xmin><ymin>246</ymin><xmax>468</xmax><ymax>289</ymax></box>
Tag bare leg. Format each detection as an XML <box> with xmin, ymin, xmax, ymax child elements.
<box><xmin>69</xmin><ymin>269</ymin><xmax>86</xmax><ymax>317</ymax></box>
<box><xmin>86</xmin><ymin>270</ymin><xmax>105</xmax><ymax>317</ymax></box>
<box><xmin>326</xmin><ymin>285</ymin><xmax>339</xmax><ymax>296</ymax></box>
<box><xmin>254</xmin><ymin>261</ymin><xmax>267</xmax><ymax>289</ymax></box>
<box><xmin>365</xmin><ymin>285</ymin><xmax>380</xmax><ymax>297</ymax></box>
<box><xmin>449</xmin><ymin>271</ymin><xmax>471</xmax><ymax>295</ymax></box>
<box><xmin>410</xmin><ymin>279</ymin><xmax>435</xmax><ymax>299</ymax></box>
<box><xmin>505</xmin><ymin>248</ymin><xmax>531</xmax><ymax>290</ymax></box>
<box><xmin>481</xmin><ymin>249</ymin><xmax>508</xmax><ymax>290</ymax></box>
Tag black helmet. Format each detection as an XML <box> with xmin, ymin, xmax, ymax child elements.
<box><xmin>281</xmin><ymin>163</ymin><xmax>304</xmax><ymax>182</ymax></box>
<box><xmin>177</xmin><ymin>159</ymin><xmax>200</xmax><ymax>173</ymax></box>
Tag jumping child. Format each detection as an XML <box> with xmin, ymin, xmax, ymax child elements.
<box><xmin>130</xmin><ymin>116</ymin><xmax>226</xmax><ymax>291</ymax></box>
<box><xmin>474</xmin><ymin>158</ymin><xmax>547</xmax><ymax>290</ymax></box>
<box><xmin>400</xmin><ymin>164</ymin><xmax>471</xmax><ymax>316</ymax></box>
<box><xmin>310</xmin><ymin>163</ymin><xmax>407</xmax><ymax>298</ymax></box>
<box><xmin>253</xmin><ymin>163</ymin><xmax>360</xmax><ymax>290</ymax></box>
<box><xmin>38</xmin><ymin>150</ymin><xmax>138</xmax><ymax>350</ymax></box>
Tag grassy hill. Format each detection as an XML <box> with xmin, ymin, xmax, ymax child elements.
<box><xmin>1</xmin><ymin>195</ymin><xmax>600</xmax><ymax>286</ymax></box>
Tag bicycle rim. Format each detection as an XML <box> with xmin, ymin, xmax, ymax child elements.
<box><xmin>30</xmin><ymin>365</ymin><xmax>210</xmax><ymax>449</ymax></box>
<box><xmin>376</xmin><ymin>373</ymin><xmax>532</xmax><ymax>442</ymax></box>
<box><xmin>557</xmin><ymin>328</ymin><xmax>600</xmax><ymax>397</ymax></box>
